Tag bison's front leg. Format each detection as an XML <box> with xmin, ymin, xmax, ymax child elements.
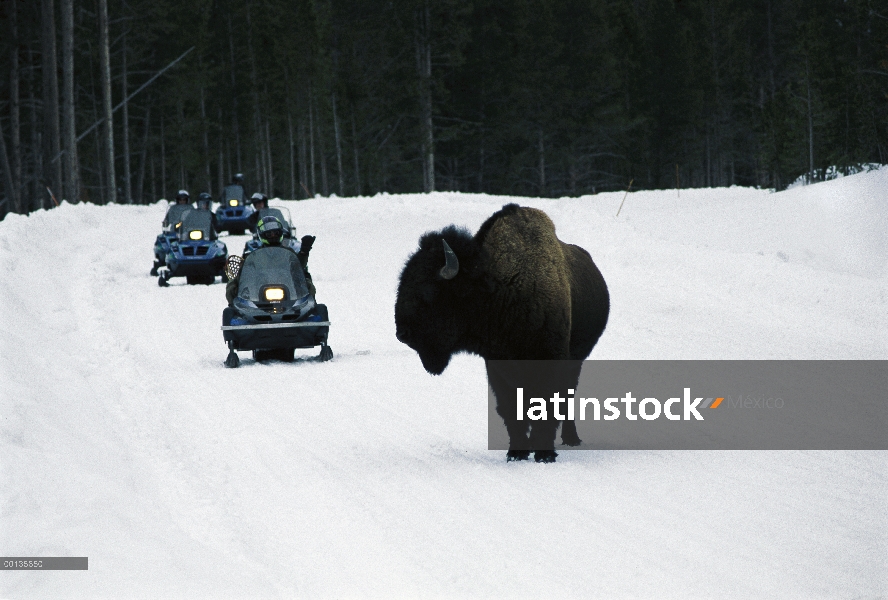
<box><xmin>494</xmin><ymin>391</ymin><xmax>532</xmax><ymax>461</ymax></box>
<box><xmin>487</xmin><ymin>360</ymin><xmax>532</xmax><ymax>461</ymax></box>
<box><xmin>528</xmin><ymin>419</ymin><xmax>560</xmax><ymax>463</ymax></box>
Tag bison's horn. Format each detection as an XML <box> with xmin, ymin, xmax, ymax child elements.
<box><xmin>439</xmin><ymin>239</ymin><xmax>459</xmax><ymax>280</ymax></box>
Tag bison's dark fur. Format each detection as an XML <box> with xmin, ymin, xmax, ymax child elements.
<box><xmin>395</xmin><ymin>204</ymin><xmax>609</xmax><ymax>462</ymax></box>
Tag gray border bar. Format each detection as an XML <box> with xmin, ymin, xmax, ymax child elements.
<box><xmin>1</xmin><ymin>557</ymin><xmax>88</xmax><ymax>570</ymax></box>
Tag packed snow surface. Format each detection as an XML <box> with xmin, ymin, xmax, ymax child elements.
<box><xmin>2</xmin><ymin>169</ymin><xmax>886</xmax><ymax>598</ymax></box>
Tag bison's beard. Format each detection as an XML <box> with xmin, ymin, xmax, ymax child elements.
<box><xmin>417</xmin><ymin>348</ymin><xmax>452</xmax><ymax>375</ymax></box>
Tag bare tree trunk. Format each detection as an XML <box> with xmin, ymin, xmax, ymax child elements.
<box><xmin>308</xmin><ymin>89</ymin><xmax>316</xmax><ymax>194</ymax></box>
<box><xmin>805</xmin><ymin>55</ymin><xmax>814</xmax><ymax>183</ymax></box>
<box><xmin>265</xmin><ymin>118</ymin><xmax>273</xmax><ymax>195</ymax></box>
<box><xmin>537</xmin><ymin>128</ymin><xmax>546</xmax><ymax>196</ymax></box>
<box><xmin>478</xmin><ymin>141</ymin><xmax>485</xmax><ymax>193</ymax></box>
<box><xmin>332</xmin><ymin>93</ymin><xmax>344</xmax><ymax>195</ymax></box>
<box><xmin>160</xmin><ymin>114</ymin><xmax>166</xmax><ymax>197</ymax></box>
<box><xmin>317</xmin><ymin>96</ymin><xmax>328</xmax><ymax>196</ymax></box>
<box><xmin>9</xmin><ymin>0</ymin><xmax>22</xmax><ymax>212</ymax></box>
<box><xmin>88</xmin><ymin>44</ymin><xmax>102</xmax><ymax>205</ymax></box>
<box><xmin>350</xmin><ymin>105</ymin><xmax>360</xmax><ymax>196</ymax></box>
<box><xmin>0</xmin><ymin>122</ymin><xmax>15</xmax><ymax>213</ymax></box>
<box><xmin>98</xmin><ymin>0</ymin><xmax>115</xmax><ymax>203</ymax></box>
<box><xmin>136</xmin><ymin>104</ymin><xmax>150</xmax><ymax>203</ymax></box>
<box><xmin>42</xmin><ymin>0</ymin><xmax>63</xmax><ymax>203</ymax></box>
<box><xmin>708</xmin><ymin>2</ymin><xmax>721</xmax><ymax>188</ymax></box>
<box><xmin>29</xmin><ymin>48</ymin><xmax>44</xmax><ymax>210</ymax></box>
<box><xmin>766</xmin><ymin>0</ymin><xmax>776</xmax><ymax>99</ymax></box>
<box><xmin>298</xmin><ymin>115</ymin><xmax>308</xmax><ymax>197</ymax></box>
<box><xmin>176</xmin><ymin>99</ymin><xmax>185</xmax><ymax>189</ymax></box>
<box><xmin>200</xmin><ymin>81</ymin><xmax>211</xmax><ymax>193</ymax></box>
<box><xmin>283</xmin><ymin>67</ymin><xmax>296</xmax><ymax>199</ymax></box>
<box><xmin>61</xmin><ymin>0</ymin><xmax>79</xmax><ymax>203</ymax></box>
<box><xmin>227</xmin><ymin>13</ymin><xmax>242</xmax><ymax>172</ymax></box>
<box><xmin>245</xmin><ymin>0</ymin><xmax>264</xmax><ymax>193</ymax></box>
<box><xmin>706</xmin><ymin>131</ymin><xmax>711</xmax><ymax>187</ymax></box>
<box><xmin>287</xmin><ymin>106</ymin><xmax>295</xmax><ymax>199</ymax></box>
<box><xmin>218</xmin><ymin>107</ymin><xmax>225</xmax><ymax>194</ymax></box>
<box><xmin>226</xmin><ymin>137</ymin><xmax>232</xmax><ymax>186</ymax></box>
<box><xmin>415</xmin><ymin>1</ymin><xmax>434</xmax><ymax>193</ymax></box>
<box><xmin>255</xmin><ymin>151</ymin><xmax>262</xmax><ymax>192</ymax></box>
<box><xmin>121</xmin><ymin>26</ymin><xmax>132</xmax><ymax>203</ymax></box>
<box><xmin>569</xmin><ymin>155</ymin><xmax>576</xmax><ymax>196</ymax></box>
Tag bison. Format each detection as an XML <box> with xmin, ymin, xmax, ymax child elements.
<box><xmin>395</xmin><ymin>203</ymin><xmax>609</xmax><ymax>462</ymax></box>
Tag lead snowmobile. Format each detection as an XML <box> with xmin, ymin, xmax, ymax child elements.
<box><xmin>221</xmin><ymin>245</ymin><xmax>331</xmax><ymax>367</ymax></box>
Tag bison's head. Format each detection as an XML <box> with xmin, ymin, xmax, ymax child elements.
<box><xmin>395</xmin><ymin>226</ymin><xmax>479</xmax><ymax>375</ymax></box>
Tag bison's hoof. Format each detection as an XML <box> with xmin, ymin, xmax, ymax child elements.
<box><xmin>561</xmin><ymin>433</ymin><xmax>582</xmax><ymax>447</ymax></box>
<box><xmin>534</xmin><ymin>450</ymin><xmax>558</xmax><ymax>463</ymax></box>
<box><xmin>506</xmin><ymin>450</ymin><xmax>530</xmax><ymax>462</ymax></box>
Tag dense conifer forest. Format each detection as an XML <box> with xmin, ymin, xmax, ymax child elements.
<box><xmin>2</xmin><ymin>0</ymin><xmax>886</xmax><ymax>215</ymax></box>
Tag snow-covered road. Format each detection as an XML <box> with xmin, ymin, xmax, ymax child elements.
<box><xmin>2</xmin><ymin>170</ymin><xmax>886</xmax><ymax>598</ymax></box>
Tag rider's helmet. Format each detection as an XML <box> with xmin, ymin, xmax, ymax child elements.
<box><xmin>175</xmin><ymin>190</ymin><xmax>190</xmax><ymax>204</ymax></box>
<box><xmin>257</xmin><ymin>216</ymin><xmax>285</xmax><ymax>246</ymax></box>
<box><xmin>250</xmin><ymin>192</ymin><xmax>268</xmax><ymax>207</ymax></box>
<box><xmin>232</xmin><ymin>173</ymin><xmax>245</xmax><ymax>186</ymax></box>
<box><xmin>197</xmin><ymin>192</ymin><xmax>212</xmax><ymax>210</ymax></box>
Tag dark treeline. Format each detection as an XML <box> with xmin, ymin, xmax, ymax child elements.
<box><xmin>2</xmin><ymin>0</ymin><xmax>887</xmax><ymax>216</ymax></box>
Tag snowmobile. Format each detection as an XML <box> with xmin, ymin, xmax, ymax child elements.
<box><xmin>158</xmin><ymin>209</ymin><xmax>228</xmax><ymax>286</ymax></box>
<box><xmin>215</xmin><ymin>184</ymin><xmax>255</xmax><ymax>235</ymax></box>
<box><xmin>151</xmin><ymin>202</ymin><xmax>193</xmax><ymax>276</ymax></box>
<box><xmin>242</xmin><ymin>205</ymin><xmax>301</xmax><ymax>257</ymax></box>
<box><xmin>221</xmin><ymin>246</ymin><xmax>332</xmax><ymax>367</ymax></box>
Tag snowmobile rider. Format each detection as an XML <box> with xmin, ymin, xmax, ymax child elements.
<box><xmin>231</xmin><ymin>173</ymin><xmax>247</xmax><ymax>196</ymax></box>
<box><xmin>218</xmin><ymin>173</ymin><xmax>248</xmax><ymax>207</ymax></box>
<box><xmin>196</xmin><ymin>192</ymin><xmax>221</xmax><ymax>237</ymax></box>
<box><xmin>246</xmin><ymin>192</ymin><xmax>268</xmax><ymax>234</ymax></box>
<box><xmin>162</xmin><ymin>189</ymin><xmax>193</xmax><ymax>228</ymax></box>
<box><xmin>225</xmin><ymin>215</ymin><xmax>317</xmax><ymax>305</ymax></box>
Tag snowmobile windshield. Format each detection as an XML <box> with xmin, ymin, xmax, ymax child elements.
<box><xmin>221</xmin><ymin>184</ymin><xmax>246</xmax><ymax>207</ymax></box>
<box><xmin>178</xmin><ymin>209</ymin><xmax>215</xmax><ymax>242</ymax></box>
<box><xmin>257</xmin><ymin>207</ymin><xmax>293</xmax><ymax>235</ymax></box>
<box><xmin>237</xmin><ymin>246</ymin><xmax>310</xmax><ymax>302</ymax></box>
<box><xmin>164</xmin><ymin>203</ymin><xmax>193</xmax><ymax>229</ymax></box>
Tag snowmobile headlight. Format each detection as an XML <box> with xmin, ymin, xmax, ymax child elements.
<box><xmin>263</xmin><ymin>286</ymin><xmax>286</xmax><ymax>302</ymax></box>
<box><xmin>188</xmin><ymin>230</ymin><xmax>203</xmax><ymax>240</ymax></box>
<box><xmin>229</xmin><ymin>199</ymin><xmax>239</xmax><ymax>207</ymax></box>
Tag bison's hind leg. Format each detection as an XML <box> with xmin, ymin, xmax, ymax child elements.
<box><xmin>560</xmin><ymin>420</ymin><xmax>582</xmax><ymax>446</ymax></box>
<box><xmin>507</xmin><ymin>450</ymin><xmax>531</xmax><ymax>462</ymax></box>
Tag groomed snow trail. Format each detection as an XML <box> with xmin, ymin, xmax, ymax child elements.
<box><xmin>2</xmin><ymin>170</ymin><xmax>886</xmax><ymax>598</ymax></box>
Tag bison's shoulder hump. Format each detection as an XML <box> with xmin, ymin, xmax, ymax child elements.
<box><xmin>476</xmin><ymin>205</ymin><xmax>567</xmax><ymax>293</ymax></box>
<box><xmin>475</xmin><ymin>205</ymin><xmax>557</xmax><ymax>247</ymax></box>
